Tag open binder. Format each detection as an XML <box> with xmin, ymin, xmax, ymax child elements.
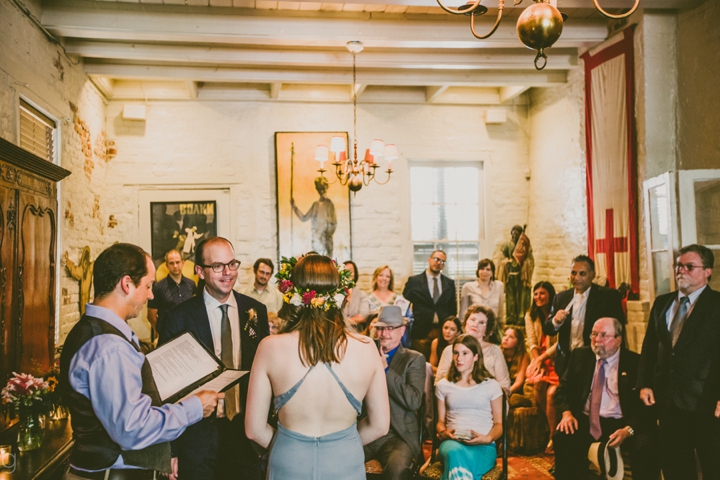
<box><xmin>146</xmin><ymin>331</ymin><xmax>247</xmax><ymax>404</ymax></box>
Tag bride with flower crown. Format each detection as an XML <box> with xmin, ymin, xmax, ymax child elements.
<box><xmin>245</xmin><ymin>254</ymin><xmax>390</xmax><ymax>479</ymax></box>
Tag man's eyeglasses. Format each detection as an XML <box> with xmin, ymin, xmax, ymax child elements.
<box><xmin>199</xmin><ymin>260</ymin><xmax>242</xmax><ymax>272</ymax></box>
<box><xmin>375</xmin><ymin>326</ymin><xmax>402</xmax><ymax>333</ymax></box>
<box><xmin>430</xmin><ymin>257</ymin><xmax>446</xmax><ymax>265</ymax></box>
<box><xmin>590</xmin><ymin>332</ymin><xmax>618</xmax><ymax>340</ymax></box>
<box><xmin>675</xmin><ymin>263</ymin><xmax>705</xmax><ymax>273</ymax></box>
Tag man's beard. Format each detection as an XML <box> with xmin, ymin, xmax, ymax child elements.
<box><xmin>592</xmin><ymin>345</ymin><xmax>606</xmax><ymax>358</ymax></box>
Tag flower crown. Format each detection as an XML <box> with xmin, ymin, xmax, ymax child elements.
<box><xmin>276</xmin><ymin>256</ymin><xmax>355</xmax><ymax>311</ymax></box>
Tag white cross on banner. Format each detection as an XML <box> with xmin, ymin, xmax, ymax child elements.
<box><xmin>582</xmin><ymin>27</ymin><xmax>639</xmax><ymax>293</ymax></box>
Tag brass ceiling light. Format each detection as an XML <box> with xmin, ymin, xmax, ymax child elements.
<box><xmin>436</xmin><ymin>0</ymin><xmax>641</xmax><ymax>70</ymax></box>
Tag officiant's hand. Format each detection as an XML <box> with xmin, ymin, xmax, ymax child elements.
<box><xmin>197</xmin><ymin>391</ymin><xmax>222</xmax><ymax>418</ymax></box>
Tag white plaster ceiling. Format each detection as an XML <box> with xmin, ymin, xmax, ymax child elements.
<box><xmin>41</xmin><ymin>0</ymin><xmax>704</xmax><ymax>104</ymax></box>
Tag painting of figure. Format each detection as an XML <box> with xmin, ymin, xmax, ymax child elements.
<box><xmin>150</xmin><ymin>201</ymin><xmax>217</xmax><ymax>266</ymax></box>
<box><xmin>276</xmin><ymin>132</ymin><xmax>351</xmax><ymax>260</ymax></box>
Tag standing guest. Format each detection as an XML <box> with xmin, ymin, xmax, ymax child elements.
<box><xmin>241</xmin><ymin>258</ymin><xmax>283</xmax><ymax>314</ymax></box>
<box><xmin>60</xmin><ymin>243</ymin><xmax>219</xmax><ymax>480</ymax></box>
<box><xmin>343</xmin><ymin>260</ymin><xmax>370</xmax><ymax>328</ymax></box>
<box><xmin>403</xmin><ymin>250</ymin><xmax>457</xmax><ymax>360</ymax></box>
<box><xmin>542</xmin><ymin>255</ymin><xmax>625</xmax><ymax>378</ymax></box>
<box><xmin>245</xmin><ymin>255</ymin><xmax>389</xmax><ymax>480</ymax></box>
<box><xmin>429</xmin><ymin>316</ymin><xmax>462</xmax><ymax>374</ymax></box>
<box><xmin>435</xmin><ymin>335</ymin><xmax>503</xmax><ymax>480</ymax></box>
<box><xmin>363</xmin><ymin>306</ymin><xmax>426</xmax><ymax>480</ymax></box>
<box><xmin>524</xmin><ymin>281</ymin><xmax>559</xmax><ymax>453</ymax></box>
<box><xmin>638</xmin><ymin>244</ymin><xmax>720</xmax><ymax>480</ymax></box>
<box><xmin>435</xmin><ymin>305</ymin><xmax>511</xmax><ymax>392</ymax></box>
<box><xmin>147</xmin><ymin>249</ymin><xmax>196</xmax><ymax>338</ymax></box>
<box><xmin>501</xmin><ymin>327</ymin><xmax>530</xmax><ymax>404</ymax></box>
<box><xmin>553</xmin><ymin>317</ymin><xmax>656</xmax><ymax>480</ymax></box>
<box><xmin>460</xmin><ymin>259</ymin><xmax>505</xmax><ymax>323</ymax></box>
<box><xmin>160</xmin><ymin>237</ymin><xmax>270</xmax><ymax>480</ymax></box>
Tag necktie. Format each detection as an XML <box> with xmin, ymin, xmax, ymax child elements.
<box><xmin>669</xmin><ymin>296</ymin><xmax>690</xmax><ymax>347</ymax></box>
<box><xmin>432</xmin><ymin>277</ymin><xmax>440</xmax><ymax>303</ymax></box>
<box><xmin>219</xmin><ymin>304</ymin><xmax>237</xmax><ymax>420</ymax></box>
<box><xmin>589</xmin><ymin>359</ymin><xmax>606</xmax><ymax>440</ymax></box>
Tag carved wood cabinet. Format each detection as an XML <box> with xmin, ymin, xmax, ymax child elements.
<box><xmin>0</xmin><ymin>138</ymin><xmax>70</xmax><ymax>429</ymax></box>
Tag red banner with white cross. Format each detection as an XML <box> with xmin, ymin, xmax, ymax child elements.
<box><xmin>581</xmin><ymin>27</ymin><xmax>639</xmax><ymax>294</ymax></box>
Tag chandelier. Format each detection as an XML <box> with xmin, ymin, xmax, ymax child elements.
<box><xmin>436</xmin><ymin>0</ymin><xmax>641</xmax><ymax>70</ymax></box>
<box><xmin>314</xmin><ymin>41</ymin><xmax>397</xmax><ymax>193</ymax></box>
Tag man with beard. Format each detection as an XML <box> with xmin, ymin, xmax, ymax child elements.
<box><xmin>638</xmin><ymin>244</ymin><xmax>720</xmax><ymax>479</ymax></box>
<box><xmin>553</xmin><ymin>317</ymin><xmax>657</xmax><ymax>480</ymax></box>
<box><xmin>241</xmin><ymin>258</ymin><xmax>283</xmax><ymax>314</ymax></box>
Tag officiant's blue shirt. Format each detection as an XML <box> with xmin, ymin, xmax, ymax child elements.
<box><xmin>67</xmin><ymin>303</ymin><xmax>203</xmax><ymax>470</ymax></box>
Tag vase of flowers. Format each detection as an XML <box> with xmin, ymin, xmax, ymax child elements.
<box><xmin>2</xmin><ymin>373</ymin><xmax>50</xmax><ymax>451</ymax></box>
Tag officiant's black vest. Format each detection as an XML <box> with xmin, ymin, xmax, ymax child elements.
<box><xmin>60</xmin><ymin>315</ymin><xmax>172</xmax><ymax>472</ymax></box>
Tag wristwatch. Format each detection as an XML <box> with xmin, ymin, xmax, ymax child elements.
<box><xmin>625</xmin><ymin>426</ymin><xmax>634</xmax><ymax>437</ymax></box>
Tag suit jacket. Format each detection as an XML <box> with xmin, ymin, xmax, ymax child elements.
<box><xmin>637</xmin><ymin>287</ymin><xmax>720</xmax><ymax>413</ymax></box>
<box><xmin>555</xmin><ymin>346</ymin><xmax>645</xmax><ymax>432</ymax></box>
<box><xmin>402</xmin><ymin>273</ymin><xmax>457</xmax><ymax>340</ymax></box>
<box><xmin>386</xmin><ymin>345</ymin><xmax>426</xmax><ymax>458</ymax></box>
<box><xmin>543</xmin><ymin>284</ymin><xmax>625</xmax><ymax>376</ymax></box>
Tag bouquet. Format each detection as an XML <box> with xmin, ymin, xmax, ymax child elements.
<box><xmin>1</xmin><ymin>373</ymin><xmax>50</xmax><ymax>415</ymax></box>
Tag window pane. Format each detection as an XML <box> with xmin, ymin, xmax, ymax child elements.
<box><xmin>444</xmin><ymin>168</ymin><xmax>479</xmax><ymax>205</ymax></box>
<box><xmin>652</xmin><ymin>251</ymin><xmax>672</xmax><ymax>296</ymax></box>
<box><xmin>410</xmin><ymin>167</ymin><xmax>436</xmax><ymax>204</ymax></box>
<box><xmin>648</xmin><ymin>184</ymin><xmax>669</xmax><ymax>250</ymax></box>
<box><xmin>446</xmin><ymin>204</ymin><xmax>479</xmax><ymax>241</ymax></box>
<box><xmin>694</xmin><ymin>180</ymin><xmax>720</xmax><ymax>246</ymax></box>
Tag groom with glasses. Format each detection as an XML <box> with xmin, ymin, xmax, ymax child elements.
<box><xmin>638</xmin><ymin>244</ymin><xmax>720</xmax><ymax>480</ymax></box>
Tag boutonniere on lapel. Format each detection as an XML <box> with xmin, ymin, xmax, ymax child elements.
<box><xmin>245</xmin><ymin>308</ymin><xmax>258</xmax><ymax>340</ymax></box>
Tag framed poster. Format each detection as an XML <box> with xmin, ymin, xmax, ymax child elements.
<box><xmin>150</xmin><ymin>201</ymin><xmax>217</xmax><ymax>265</ymax></box>
<box><xmin>275</xmin><ymin>132</ymin><xmax>351</xmax><ymax>261</ymax></box>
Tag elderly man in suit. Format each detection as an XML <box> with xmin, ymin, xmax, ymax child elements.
<box><xmin>543</xmin><ymin>255</ymin><xmax>625</xmax><ymax>377</ymax></box>
<box><xmin>160</xmin><ymin>237</ymin><xmax>269</xmax><ymax>480</ymax></box>
<box><xmin>553</xmin><ymin>317</ymin><xmax>657</xmax><ymax>480</ymax></box>
<box><xmin>638</xmin><ymin>244</ymin><xmax>720</xmax><ymax>480</ymax></box>
<box><xmin>403</xmin><ymin>250</ymin><xmax>457</xmax><ymax>360</ymax></box>
<box><xmin>364</xmin><ymin>306</ymin><xmax>426</xmax><ymax>480</ymax></box>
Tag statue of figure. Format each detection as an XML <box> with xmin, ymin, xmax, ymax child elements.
<box><xmin>63</xmin><ymin>246</ymin><xmax>94</xmax><ymax>315</ymax></box>
<box><xmin>494</xmin><ymin>225</ymin><xmax>534</xmax><ymax>326</ymax></box>
<box><xmin>291</xmin><ymin>176</ymin><xmax>337</xmax><ymax>257</ymax></box>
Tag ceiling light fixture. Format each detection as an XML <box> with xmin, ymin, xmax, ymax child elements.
<box><xmin>436</xmin><ymin>0</ymin><xmax>640</xmax><ymax>70</ymax></box>
<box><xmin>315</xmin><ymin>41</ymin><xmax>396</xmax><ymax>194</ymax></box>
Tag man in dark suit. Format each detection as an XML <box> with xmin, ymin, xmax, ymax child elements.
<box><xmin>364</xmin><ymin>306</ymin><xmax>426</xmax><ymax>480</ymax></box>
<box><xmin>160</xmin><ymin>237</ymin><xmax>269</xmax><ymax>480</ymax></box>
<box><xmin>402</xmin><ymin>250</ymin><xmax>457</xmax><ymax>360</ymax></box>
<box><xmin>553</xmin><ymin>317</ymin><xmax>656</xmax><ymax>480</ymax></box>
<box><xmin>543</xmin><ymin>255</ymin><xmax>625</xmax><ymax>377</ymax></box>
<box><xmin>638</xmin><ymin>244</ymin><xmax>720</xmax><ymax>480</ymax></box>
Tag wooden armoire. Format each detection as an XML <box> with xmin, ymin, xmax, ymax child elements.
<box><xmin>0</xmin><ymin>137</ymin><xmax>70</xmax><ymax>429</ymax></box>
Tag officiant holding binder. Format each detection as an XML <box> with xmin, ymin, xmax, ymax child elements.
<box><xmin>60</xmin><ymin>243</ymin><xmax>220</xmax><ymax>480</ymax></box>
<box><xmin>160</xmin><ymin>237</ymin><xmax>270</xmax><ymax>480</ymax></box>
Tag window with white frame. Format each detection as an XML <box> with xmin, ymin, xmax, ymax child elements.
<box><xmin>19</xmin><ymin>99</ymin><xmax>57</xmax><ymax>163</ymax></box>
<box><xmin>410</xmin><ymin>162</ymin><xmax>484</xmax><ymax>296</ymax></box>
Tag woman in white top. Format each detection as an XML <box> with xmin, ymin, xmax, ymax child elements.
<box><xmin>435</xmin><ymin>304</ymin><xmax>511</xmax><ymax>392</ymax></box>
<box><xmin>435</xmin><ymin>334</ymin><xmax>503</xmax><ymax>480</ymax></box>
<box><xmin>459</xmin><ymin>259</ymin><xmax>505</xmax><ymax>323</ymax></box>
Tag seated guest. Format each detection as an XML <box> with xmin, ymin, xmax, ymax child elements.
<box><xmin>435</xmin><ymin>305</ymin><xmax>511</xmax><ymax>392</ymax></box>
<box><xmin>241</xmin><ymin>258</ymin><xmax>284</xmax><ymax>314</ymax></box>
<box><xmin>460</xmin><ymin>259</ymin><xmax>505</xmax><ymax>322</ymax></box>
<box><xmin>524</xmin><ymin>281</ymin><xmax>559</xmax><ymax>453</ymax></box>
<box><xmin>436</xmin><ymin>334</ymin><xmax>503</xmax><ymax>480</ymax></box>
<box><xmin>343</xmin><ymin>260</ymin><xmax>370</xmax><ymax>328</ymax></box>
<box><xmin>501</xmin><ymin>327</ymin><xmax>531</xmax><ymax>407</ymax></box>
<box><xmin>553</xmin><ymin>317</ymin><xmax>657</xmax><ymax>480</ymax></box>
<box><xmin>368</xmin><ymin>265</ymin><xmax>411</xmax><ymax>315</ymax></box>
<box><xmin>364</xmin><ymin>306</ymin><xmax>426</xmax><ymax>480</ymax></box>
<box><xmin>429</xmin><ymin>316</ymin><xmax>462</xmax><ymax>374</ymax></box>
<box><xmin>148</xmin><ymin>249</ymin><xmax>197</xmax><ymax>338</ymax></box>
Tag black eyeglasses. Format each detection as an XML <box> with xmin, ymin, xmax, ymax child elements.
<box><xmin>430</xmin><ymin>257</ymin><xmax>446</xmax><ymax>265</ymax></box>
<box><xmin>675</xmin><ymin>263</ymin><xmax>706</xmax><ymax>272</ymax></box>
<box><xmin>199</xmin><ymin>260</ymin><xmax>241</xmax><ymax>273</ymax></box>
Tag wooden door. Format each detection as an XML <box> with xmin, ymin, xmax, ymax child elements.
<box><xmin>0</xmin><ymin>186</ymin><xmax>17</xmax><ymax>383</ymax></box>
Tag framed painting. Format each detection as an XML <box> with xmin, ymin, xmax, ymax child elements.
<box><xmin>150</xmin><ymin>201</ymin><xmax>217</xmax><ymax>265</ymax></box>
<box><xmin>275</xmin><ymin>132</ymin><xmax>351</xmax><ymax>261</ymax></box>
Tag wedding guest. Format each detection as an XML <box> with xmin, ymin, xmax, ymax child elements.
<box><xmin>429</xmin><ymin>316</ymin><xmax>462</xmax><ymax>374</ymax></box>
<box><xmin>241</xmin><ymin>258</ymin><xmax>284</xmax><ymax>314</ymax></box>
<box><xmin>501</xmin><ymin>327</ymin><xmax>530</xmax><ymax>406</ymax></box>
<box><xmin>460</xmin><ymin>259</ymin><xmax>505</xmax><ymax>323</ymax></box>
<box><xmin>343</xmin><ymin>260</ymin><xmax>370</xmax><ymax>328</ymax></box>
<box><xmin>368</xmin><ymin>265</ymin><xmax>413</xmax><ymax>344</ymax></box>
<box><xmin>435</xmin><ymin>335</ymin><xmax>503</xmax><ymax>480</ymax></box>
<box><xmin>524</xmin><ymin>281</ymin><xmax>559</xmax><ymax>453</ymax></box>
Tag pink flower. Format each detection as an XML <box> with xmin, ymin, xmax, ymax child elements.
<box><xmin>302</xmin><ymin>290</ymin><xmax>316</xmax><ymax>305</ymax></box>
<box><xmin>279</xmin><ymin>280</ymin><xmax>294</xmax><ymax>293</ymax></box>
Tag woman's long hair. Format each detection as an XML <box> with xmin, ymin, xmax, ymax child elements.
<box><xmin>501</xmin><ymin>327</ymin><xmax>526</xmax><ymax>371</ymax></box>
<box><xmin>447</xmin><ymin>334</ymin><xmax>493</xmax><ymax>384</ymax></box>
<box><xmin>437</xmin><ymin>316</ymin><xmax>463</xmax><ymax>358</ymax></box>
<box><xmin>529</xmin><ymin>281</ymin><xmax>556</xmax><ymax>323</ymax></box>
<box><xmin>278</xmin><ymin>255</ymin><xmax>348</xmax><ymax>366</ymax></box>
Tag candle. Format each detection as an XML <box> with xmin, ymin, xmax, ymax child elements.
<box><xmin>0</xmin><ymin>445</ymin><xmax>11</xmax><ymax>467</ymax></box>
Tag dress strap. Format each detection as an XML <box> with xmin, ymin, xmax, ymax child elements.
<box><xmin>324</xmin><ymin>363</ymin><xmax>363</xmax><ymax>415</ymax></box>
<box><xmin>273</xmin><ymin>365</ymin><xmax>316</xmax><ymax>415</ymax></box>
